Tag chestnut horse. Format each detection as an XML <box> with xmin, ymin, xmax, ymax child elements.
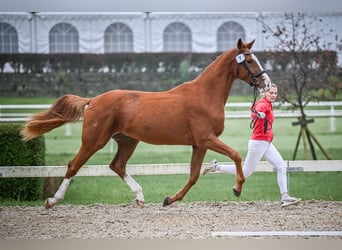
<box><xmin>21</xmin><ymin>39</ymin><xmax>271</xmax><ymax>209</ymax></box>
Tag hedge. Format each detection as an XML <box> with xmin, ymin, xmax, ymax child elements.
<box><xmin>0</xmin><ymin>123</ymin><xmax>45</xmax><ymax>201</ymax></box>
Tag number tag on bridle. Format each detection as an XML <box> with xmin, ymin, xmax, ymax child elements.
<box><xmin>236</xmin><ymin>54</ymin><xmax>245</xmax><ymax>64</ymax></box>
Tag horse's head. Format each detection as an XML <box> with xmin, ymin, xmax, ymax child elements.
<box><xmin>235</xmin><ymin>38</ymin><xmax>271</xmax><ymax>92</ymax></box>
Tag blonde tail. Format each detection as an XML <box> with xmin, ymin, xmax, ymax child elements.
<box><xmin>21</xmin><ymin>95</ymin><xmax>90</xmax><ymax>141</ymax></box>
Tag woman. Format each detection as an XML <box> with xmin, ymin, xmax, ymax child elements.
<box><xmin>203</xmin><ymin>83</ymin><xmax>301</xmax><ymax>207</ymax></box>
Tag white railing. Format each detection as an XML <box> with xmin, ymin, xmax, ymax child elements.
<box><xmin>225</xmin><ymin>101</ymin><xmax>342</xmax><ymax>132</ymax></box>
<box><xmin>0</xmin><ymin>160</ymin><xmax>341</xmax><ymax>178</ymax></box>
<box><xmin>0</xmin><ymin>104</ymin><xmax>75</xmax><ymax>134</ymax></box>
<box><xmin>1</xmin><ymin>102</ymin><xmax>341</xmax><ymax>132</ymax></box>
<box><xmin>0</xmin><ymin>104</ymin><xmax>51</xmax><ymax>122</ymax></box>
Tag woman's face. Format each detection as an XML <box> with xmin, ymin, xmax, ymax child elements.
<box><xmin>265</xmin><ymin>86</ymin><xmax>278</xmax><ymax>103</ymax></box>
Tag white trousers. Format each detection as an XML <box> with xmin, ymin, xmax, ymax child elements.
<box><xmin>218</xmin><ymin>139</ymin><xmax>288</xmax><ymax>194</ymax></box>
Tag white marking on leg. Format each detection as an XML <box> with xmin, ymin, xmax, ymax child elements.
<box><xmin>124</xmin><ymin>174</ymin><xmax>144</xmax><ymax>202</ymax></box>
<box><xmin>46</xmin><ymin>178</ymin><xmax>71</xmax><ymax>208</ymax></box>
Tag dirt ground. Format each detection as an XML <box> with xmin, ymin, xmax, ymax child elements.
<box><xmin>1</xmin><ymin>200</ymin><xmax>341</xmax><ymax>239</ymax></box>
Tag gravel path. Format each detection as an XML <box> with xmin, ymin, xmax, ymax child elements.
<box><xmin>1</xmin><ymin>200</ymin><xmax>341</xmax><ymax>239</ymax></box>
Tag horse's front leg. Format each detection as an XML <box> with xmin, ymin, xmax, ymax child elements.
<box><xmin>163</xmin><ymin>146</ymin><xmax>206</xmax><ymax>206</ymax></box>
<box><xmin>207</xmin><ymin>136</ymin><xmax>245</xmax><ymax>197</ymax></box>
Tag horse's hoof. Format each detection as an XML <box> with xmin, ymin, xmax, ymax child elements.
<box><xmin>232</xmin><ymin>188</ymin><xmax>241</xmax><ymax>197</ymax></box>
<box><xmin>135</xmin><ymin>199</ymin><xmax>145</xmax><ymax>208</ymax></box>
<box><xmin>163</xmin><ymin>196</ymin><xmax>170</xmax><ymax>207</ymax></box>
<box><xmin>44</xmin><ymin>199</ymin><xmax>53</xmax><ymax>209</ymax></box>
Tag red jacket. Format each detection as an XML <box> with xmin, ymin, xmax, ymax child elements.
<box><xmin>250</xmin><ymin>98</ymin><xmax>274</xmax><ymax>142</ymax></box>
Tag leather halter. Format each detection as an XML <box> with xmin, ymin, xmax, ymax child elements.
<box><xmin>236</xmin><ymin>52</ymin><xmax>267</xmax><ymax>87</ymax></box>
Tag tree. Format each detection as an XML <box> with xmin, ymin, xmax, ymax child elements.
<box><xmin>257</xmin><ymin>12</ymin><xmax>342</xmax><ymax>160</ymax></box>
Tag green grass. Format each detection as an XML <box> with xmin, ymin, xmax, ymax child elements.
<box><xmin>43</xmin><ymin>116</ymin><xmax>342</xmax><ymax>165</ymax></box>
<box><xmin>1</xmin><ymin>96</ymin><xmax>341</xmax><ymax>206</ymax></box>
<box><xmin>1</xmin><ymin>172</ymin><xmax>341</xmax><ymax>206</ymax></box>
<box><xmin>0</xmin><ymin>97</ymin><xmax>57</xmax><ymax>104</ymax></box>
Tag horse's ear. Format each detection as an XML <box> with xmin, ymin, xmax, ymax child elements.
<box><xmin>247</xmin><ymin>39</ymin><xmax>256</xmax><ymax>49</ymax></box>
<box><xmin>237</xmin><ymin>38</ymin><xmax>243</xmax><ymax>49</ymax></box>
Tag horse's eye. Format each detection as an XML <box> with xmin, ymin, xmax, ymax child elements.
<box><xmin>246</xmin><ymin>60</ymin><xmax>253</xmax><ymax>64</ymax></box>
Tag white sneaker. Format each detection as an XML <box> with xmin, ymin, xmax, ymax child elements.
<box><xmin>281</xmin><ymin>196</ymin><xmax>301</xmax><ymax>207</ymax></box>
<box><xmin>202</xmin><ymin>159</ymin><xmax>218</xmax><ymax>175</ymax></box>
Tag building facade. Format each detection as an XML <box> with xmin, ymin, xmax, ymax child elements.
<box><xmin>0</xmin><ymin>12</ymin><xmax>341</xmax><ymax>64</ymax></box>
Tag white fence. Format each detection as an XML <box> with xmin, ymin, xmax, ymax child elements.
<box><xmin>1</xmin><ymin>101</ymin><xmax>341</xmax><ymax>132</ymax></box>
<box><xmin>1</xmin><ymin>103</ymin><xmax>340</xmax><ymax>178</ymax></box>
<box><xmin>0</xmin><ymin>160</ymin><xmax>341</xmax><ymax>178</ymax></box>
<box><xmin>225</xmin><ymin>101</ymin><xmax>342</xmax><ymax>117</ymax></box>
<box><xmin>225</xmin><ymin>101</ymin><xmax>342</xmax><ymax>133</ymax></box>
<box><xmin>0</xmin><ymin>104</ymin><xmax>51</xmax><ymax>122</ymax></box>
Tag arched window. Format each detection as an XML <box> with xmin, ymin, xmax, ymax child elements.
<box><xmin>49</xmin><ymin>23</ymin><xmax>79</xmax><ymax>53</ymax></box>
<box><xmin>163</xmin><ymin>22</ymin><xmax>192</xmax><ymax>52</ymax></box>
<box><xmin>217</xmin><ymin>21</ymin><xmax>245</xmax><ymax>52</ymax></box>
<box><xmin>104</xmin><ymin>22</ymin><xmax>133</xmax><ymax>53</ymax></box>
<box><xmin>0</xmin><ymin>22</ymin><xmax>18</xmax><ymax>53</ymax></box>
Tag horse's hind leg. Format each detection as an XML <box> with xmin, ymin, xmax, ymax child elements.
<box><xmin>44</xmin><ymin>144</ymin><xmax>102</xmax><ymax>209</ymax></box>
<box><xmin>44</xmin><ymin>178</ymin><xmax>71</xmax><ymax>209</ymax></box>
<box><xmin>45</xmin><ymin>126</ymin><xmax>112</xmax><ymax>209</ymax></box>
<box><xmin>110</xmin><ymin>134</ymin><xmax>144</xmax><ymax>207</ymax></box>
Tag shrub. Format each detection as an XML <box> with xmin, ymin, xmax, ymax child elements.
<box><xmin>0</xmin><ymin>123</ymin><xmax>45</xmax><ymax>201</ymax></box>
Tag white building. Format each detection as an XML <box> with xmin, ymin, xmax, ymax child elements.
<box><xmin>1</xmin><ymin>12</ymin><xmax>341</xmax><ymax>65</ymax></box>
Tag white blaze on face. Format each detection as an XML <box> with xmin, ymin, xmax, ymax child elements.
<box><xmin>251</xmin><ymin>54</ymin><xmax>272</xmax><ymax>91</ymax></box>
<box><xmin>262</xmin><ymin>72</ymin><xmax>272</xmax><ymax>91</ymax></box>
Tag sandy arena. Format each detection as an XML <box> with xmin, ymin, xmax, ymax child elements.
<box><xmin>1</xmin><ymin>200</ymin><xmax>341</xmax><ymax>239</ymax></box>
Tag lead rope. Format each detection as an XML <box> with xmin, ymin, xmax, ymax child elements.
<box><xmin>249</xmin><ymin>86</ymin><xmax>259</xmax><ymax>130</ymax></box>
<box><xmin>249</xmin><ymin>86</ymin><xmax>271</xmax><ymax>134</ymax></box>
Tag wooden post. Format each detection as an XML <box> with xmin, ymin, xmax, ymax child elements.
<box><xmin>292</xmin><ymin>117</ymin><xmax>331</xmax><ymax>160</ymax></box>
<box><xmin>292</xmin><ymin>118</ymin><xmax>315</xmax><ymax>160</ymax></box>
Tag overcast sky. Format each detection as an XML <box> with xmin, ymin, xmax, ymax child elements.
<box><xmin>1</xmin><ymin>0</ymin><xmax>341</xmax><ymax>12</ymax></box>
